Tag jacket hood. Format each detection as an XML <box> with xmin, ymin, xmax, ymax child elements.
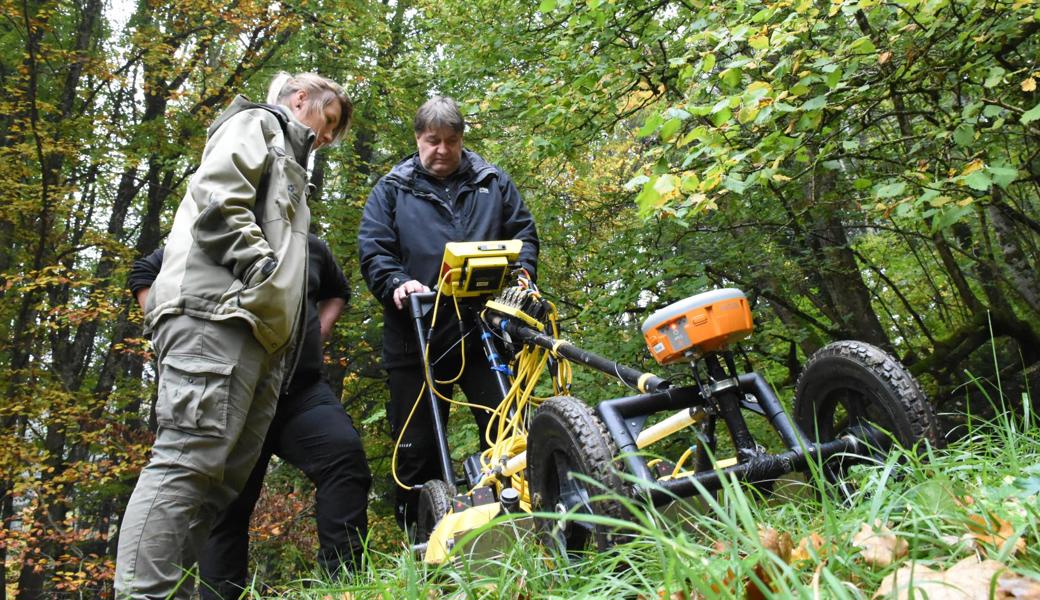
<box><xmin>208</xmin><ymin>95</ymin><xmax>315</xmax><ymax>165</ymax></box>
<box><xmin>384</xmin><ymin>149</ymin><xmax>497</xmax><ymax>190</ymax></box>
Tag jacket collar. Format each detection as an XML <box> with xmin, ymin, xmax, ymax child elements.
<box><xmin>385</xmin><ymin>149</ymin><xmax>496</xmax><ymax>190</ymax></box>
<box><xmin>209</xmin><ymin>95</ymin><xmax>315</xmax><ymax>165</ymax></box>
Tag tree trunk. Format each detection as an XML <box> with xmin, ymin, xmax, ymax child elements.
<box><xmin>987</xmin><ymin>193</ymin><xmax>1040</xmax><ymax>314</ymax></box>
<box><xmin>803</xmin><ymin>164</ymin><xmax>891</xmax><ymax>349</ymax></box>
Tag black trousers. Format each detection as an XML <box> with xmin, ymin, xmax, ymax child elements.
<box><xmin>386</xmin><ymin>332</ymin><xmax>506</xmax><ymax>531</ymax></box>
<box><xmin>198</xmin><ymin>380</ymin><xmax>371</xmax><ymax>600</ymax></box>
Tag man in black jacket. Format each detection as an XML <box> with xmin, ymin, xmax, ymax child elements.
<box><xmin>129</xmin><ymin>234</ymin><xmax>371</xmax><ymax>599</ymax></box>
<box><xmin>357</xmin><ymin>96</ymin><xmax>539</xmax><ymax>531</ymax></box>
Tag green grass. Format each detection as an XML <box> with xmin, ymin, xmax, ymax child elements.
<box><xmin>248</xmin><ymin>394</ymin><xmax>1039</xmax><ymax>599</ymax></box>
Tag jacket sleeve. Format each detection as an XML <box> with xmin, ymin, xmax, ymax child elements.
<box><xmin>127</xmin><ymin>248</ymin><xmax>165</xmax><ymax>294</ymax></box>
<box><xmin>189</xmin><ymin>110</ymin><xmax>277</xmax><ymax>284</ymax></box>
<box><xmin>498</xmin><ymin>170</ymin><xmax>540</xmax><ymax>281</ymax></box>
<box><xmin>358</xmin><ymin>179</ymin><xmax>413</xmax><ymax>305</ymax></box>
<box><xmin>315</xmin><ymin>237</ymin><xmax>351</xmax><ymax>303</ymax></box>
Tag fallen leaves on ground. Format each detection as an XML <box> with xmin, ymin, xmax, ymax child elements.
<box><xmin>852</xmin><ymin>521</ymin><xmax>909</xmax><ymax>568</ymax></box>
<box><xmin>998</xmin><ymin>575</ymin><xmax>1040</xmax><ymax>599</ymax></box>
<box><xmin>790</xmin><ymin>532</ymin><xmax>826</xmax><ymax>564</ymax></box>
<box><xmin>758</xmin><ymin>527</ymin><xmax>793</xmax><ymax>563</ymax></box>
<box><xmin>874</xmin><ymin>556</ymin><xmax>1040</xmax><ymax>599</ymax></box>
<box><xmin>966</xmin><ymin>512</ymin><xmax>1026</xmax><ymax>556</ymax></box>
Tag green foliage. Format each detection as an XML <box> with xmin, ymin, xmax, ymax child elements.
<box><xmin>1</xmin><ymin>0</ymin><xmax>1038</xmax><ymax>597</ymax></box>
<box><xmin>426</xmin><ymin>0</ymin><xmax>1039</xmax><ymax>397</ymax></box>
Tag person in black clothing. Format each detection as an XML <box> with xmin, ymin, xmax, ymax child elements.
<box><xmin>357</xmin><ymin>96</ymin><xmax>539</xmax><ymax>531</ymax></box>
<box><xmin>128</xmin><ymin>234</ymin><xmax>371</xmax><ymax>599</ymax></box>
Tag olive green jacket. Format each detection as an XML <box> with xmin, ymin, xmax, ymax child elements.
<box><xmin>143</xmin><ymin>96</ymin><xmax>315</xmax><ymax>354</ymax></box>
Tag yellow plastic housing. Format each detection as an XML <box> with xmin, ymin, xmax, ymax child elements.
<box><xmin>642</xmin><ymin>288</ymin><xmax>754</xmax><ymax>364</ymax></box>
<box><xmin>440</xmin><ymin>240</ymin><xmax>523</xmax><ymax>297</ymax></box>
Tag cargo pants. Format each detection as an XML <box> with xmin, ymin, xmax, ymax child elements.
<box><xmin>115</xmin><ymin>314</ymin><xmax>287</xmax><ymax>600</ymax></box>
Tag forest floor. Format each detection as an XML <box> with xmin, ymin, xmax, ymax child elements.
<box><xmin>263</xmin><ymin>392</ymin><xmax>1040</xmax><ymax>600</ymax></box>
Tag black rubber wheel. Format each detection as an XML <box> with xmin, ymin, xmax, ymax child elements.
<box><xmin>416</xmin><ymin>479</ymin><xmax>456</xmax><ymax>543</ymax></box>
<box><xmin>794</xmin><ymin>341</ymin><xmax>942</xmax><ymax>463</ymax></box>
<box><xmin>526</xmin><ymin>396</ymin><xmax>627</xmax><ymax>555</ymax></box>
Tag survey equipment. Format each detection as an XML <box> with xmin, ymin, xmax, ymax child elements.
<box><xmin>401</xmin><ymin>243</ymin><xmax>941</xmax><ymax>563</ymax></box>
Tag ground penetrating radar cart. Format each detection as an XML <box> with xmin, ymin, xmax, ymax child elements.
<box><xmin>399</xmin><ymin>241</ymin><xmax>941</xmax><ymax>563</ymax></box>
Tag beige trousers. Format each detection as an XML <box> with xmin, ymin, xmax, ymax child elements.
<box><xmin>115</xmin><ymin>314</ymin><xmax>286</xmax><ymax>600</ymax></box>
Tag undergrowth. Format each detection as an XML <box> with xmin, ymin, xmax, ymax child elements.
<box><xmin>245</xmin><ymin>391</ymin><xmax>1038</xmax><ymax>599</ymax></box>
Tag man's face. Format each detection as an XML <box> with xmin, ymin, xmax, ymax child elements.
<box><xmin>416</xmin><ymin>125</ymin><xmax>462</xmax><ymax>178</ymax></box>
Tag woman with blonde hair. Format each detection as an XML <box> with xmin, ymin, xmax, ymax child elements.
<box><xmin>116</xmin><ymin>72</ymin><xmax>351</xmax><ymax>600</ymax></box>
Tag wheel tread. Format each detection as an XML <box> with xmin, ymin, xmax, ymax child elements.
<box><xmin>417</xmin><ymin>479</ymin><xmax>456</xmax><ymax>543</ymax></box>
<box><xmin>527</xmin><ymin>395</ymin><xmax>627</xmax><ymax>550</ymax></box>
<box><xmin>795</xmin><ymin>340</ymin><xmax>942</xmax><ymax>448</ymax></box>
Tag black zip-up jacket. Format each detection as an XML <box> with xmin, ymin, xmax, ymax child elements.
<box><xmin>358</xmin><ymin>149</ymin><xmax>539</xmax><ymax>368</ymax></box>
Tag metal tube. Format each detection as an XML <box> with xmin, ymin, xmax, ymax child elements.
<box><xmin>477</xmin><ymin>317</ymin><xmax>512</xmax><ymax>400</ymax></box>
<box><xmin>647</xmin><ymin>435</ymin><xmax>864</xmax><ymax>506</ymax></box>
<box><xmin>713</xmin><ymin>384</ymin><xmax>758</xmax><ymax>458</ymax></box>
<box><xmin>409</xmin><ymin>292</ymin><xmax>455</xmax><ymax>484</ymax></box>
<box><xmin>502</xmin><ymin>451</ymin><xmax>526</xmax><ymax>477</ymax></box>
<box><xmin>695</xmin><ymin>414</ymin><xmax>718</xmax><ymax>474</ymax></box>
<box><xmin>598</xmin><ymin>387</ymin><xmax>696</xmax><ymax>418</ymax></box>
<box><xmin>487</xmin><ymin>313</ymin><xmax>670</xmax><ymax>393</ymax></box>
<box><xmin>636</xmin><ymin>407</ymin><xmax>708</xmax><ymax>448</ymax></box>
<box><xmin>597</xmin><ymin>397</ymin><xmax>655</xmax><ymax>484</ymax></box>
<box><xmin>737</xmin><ymin>373</ymin><xmax>807</xmax><ymax>449</ymax></box>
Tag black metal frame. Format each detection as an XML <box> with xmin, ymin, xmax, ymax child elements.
<box><xmin>593</xmin><ymin>378</ymin><xmax>878</xmax><ymax>506</ymax></box>
<box><xmin>408</xmin><ymin>292</ymin><xmax>511</xmax><ymax>490</ymax></box>
<box><xmin>488</xmin><ymin>314</ymin><xmax>883</xmax><ymax>507</ymax></box>
<box><xmin>409</xmin><ymin>290</ymin><xmax>881</xmax><ymax>506</ymax></box>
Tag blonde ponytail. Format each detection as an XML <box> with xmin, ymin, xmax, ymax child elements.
<box><xmin>266</xmin><ymin>72</ymin><xmax>294</xmax><ymax>105</ymax></box>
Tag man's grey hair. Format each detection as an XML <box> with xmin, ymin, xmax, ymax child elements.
<box><xmin>414</xmin><ymin>96</ymin><xmax>465</xmax><ymax>135</ymax></box>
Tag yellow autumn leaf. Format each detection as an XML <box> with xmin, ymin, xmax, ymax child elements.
<box><xmin>790</xmin><ymin>532</ymin><xmax>826</xmax><ymax>564</ymax></box>
<box><xmin>853</xmin><ymin>521</ymin><xmax>908</xmax><ymax>568</ymax></box>
<box><xmin>679</xmin><ymin>172</ymin><xmax>700</xmax><ymax>192</ymax></box>
<box><xmin>746</xmin><ymin>80</ymin><xmax>773</xmax><ymax>95</ymax></box>
<box><xmin>960</xmin><ymin>159</ymin><xmax>985</xmax><ymax>176</ymax></box>
<box><xmin>653</xmin><ymin>174</ymin><xmax>681</xmax><ymax>203</ymax></box>
<box><xmin>967</xmin><ymin>513</ymin><xmax>1026</xmax><ymax>556</ymax></box>
<box><xmin>738</xmin><ymin>105</ymin><xmax>761</xmax><ymax>123</ymax></box>
<box><xmin>700</xmin><ymin>173</ymin><xmax>722</xmax><ymax>191</ymax></box>
<box><xmin>688</xmin><ymin>193</ymin><xmax>717</xmax><ymax>211</ymax></box>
